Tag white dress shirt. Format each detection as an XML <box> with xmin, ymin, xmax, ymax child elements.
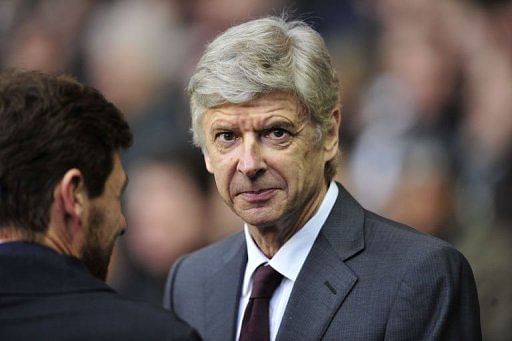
<box><xmin>235</xmin><ymin>181</ymin><xmax>339</xmax><ymax>341</ymax></box>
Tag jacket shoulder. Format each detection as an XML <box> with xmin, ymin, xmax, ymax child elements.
<box><xmin>362</xmin><ymin>210</ymin><xmax>473</xmax><ymax>277</ymax></box>
<box><xmin>163</xmin><ymin>231</ymin><xmax>245</xmax><ymax>337</ymax></box>
<box><xmin>176</xmin><ymin>231</ymin><xmax>245</xmax><ymax>277</ymax></box>
<box><xmin>99</xmin><ymin>293</ymin><xmax>200</xmax><ymax>340</ymax></box>
<box><xmin>362</xmin><ymin>213</ymin><xmax>481</xmax><ymax>339</ymax></box>
<box><xmin>0</xmin><ymin>290</ymin><xmax>199</xmax><ymax>341</ymax></box>
<box><xmin>365</xmin><ymin>210</ymin><xmax>455</xmax><ymax>250</ymax></box>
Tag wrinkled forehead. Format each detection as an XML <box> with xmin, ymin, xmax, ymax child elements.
<box><xmin>204</xmin><ymin>93</ymin><xmax>308</xmax><ymax>124</ymax></box>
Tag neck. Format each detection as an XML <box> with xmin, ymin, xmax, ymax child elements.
<box><xmin>248</xmin><ymin>182</ymin><xmax>328</xmax><ymax>258</ymax></box>
<box><xmin>0</xmin><ymin>226</ymin><xmax>77</xmax><ymax>257</ymax></box>
<box><xmin>40</xmin><ymin>232</ymin><xmax>78</xmax><ymax>257</ymax></box>
<box><xmin>0</xmin><ymin>227</ymin><xmax>39</xmax><ymax>244</ymax></box>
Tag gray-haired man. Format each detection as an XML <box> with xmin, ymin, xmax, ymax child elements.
<box><xmin>164</xmin><ymin>17</ymin><xmax>481</xmax><ymax>341</ymax></box>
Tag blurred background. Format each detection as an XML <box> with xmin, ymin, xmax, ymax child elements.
<box><xmin>1</xmin><ymin>0</ymin><xmax>510</xmax><ymax>339</ymax></box>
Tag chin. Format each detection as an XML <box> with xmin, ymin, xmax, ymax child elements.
<box><xmin>238</xmin><ymin>209</ymin><xmax>282</xmax><ymax>229</ymax></box>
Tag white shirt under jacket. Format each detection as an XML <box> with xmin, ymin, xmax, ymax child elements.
<box><xmin>235</xmin><ymin>181</ymin><xmax>339</xmax><ymax>341</ymax></box>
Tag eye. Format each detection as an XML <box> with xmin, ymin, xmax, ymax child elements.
<box><xmin>217</xmin><ymin>132</ymin><xmax>235</xmax><ymax>141</ymax></box>
<box><xmin>265</xmin><ymin>128</ymin><xmax>290</xmax><ymax>141</ymax></box>
<box><xmin>214</xmin><ymin>131</ymin><xmax>238</xmax><ymax>146</ymax></box>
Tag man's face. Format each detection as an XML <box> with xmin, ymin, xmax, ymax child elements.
<box><xmin>202</xmin><ymin>93</ymin><xmax>334</xmax><ymax>233</ymax></box>
<box><xmin>81</xmin><ymin>154</ymin><xmax>128</xmax><ymax>280</ymax></box>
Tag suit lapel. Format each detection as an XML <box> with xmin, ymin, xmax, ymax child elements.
<box><xmin>204</xmin><ymin>234</ymin><xmax>247</xmax><ymax>341</ymax></box>
<box><xmin>277</xmin><ymin>183</ymin><xmax>365</xmax><ymax>340</ymax></box>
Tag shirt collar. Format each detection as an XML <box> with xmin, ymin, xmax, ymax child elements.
<box><xmin>242</xmin><ymin>181</ymin><xmax>339</xmax><ymax>295</ymax></box>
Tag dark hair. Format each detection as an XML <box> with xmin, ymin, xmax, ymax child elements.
<box><xmin>0</xmin><ymin>69</ymin><xmax>132</xmax><ymax>235</ymax></box>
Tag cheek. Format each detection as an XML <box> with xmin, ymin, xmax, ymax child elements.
<box><xmin>280</xmin><ymin>147</ymin><xmax>310</xmax><ymax>171</ymax></box>
<box><xmin>211</xmin><ymin>156</ymin><xmax>237</xmax><ymax>184</ymax></box>
<box><xmin>106</xmin><ymin>203</ymin><xmax>123</xmax><ymax>234</ymax></box>
<box><xmin>283</xmin><ymin>145</ymin><xmax>323</xmax><ymax>183</ymax></box>
<box><xmin>109</xmin><ymin>200</ymin><xmax>121</xmax><ymax>219</ymax></box>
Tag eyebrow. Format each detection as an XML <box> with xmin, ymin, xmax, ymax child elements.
<box><xmin>263</xmin><ymin>120</ymin><xmax>296</xmax><ymax>130</ymax></box>
<box><xmin>210</xmin><ymin>117</ymin><xmax>296</xmax><ymax>132</ymax></box>
<box><xmin>209</xmin><ymin>119</ymin><xmax>237</xmax><ymax>130</ymax></box>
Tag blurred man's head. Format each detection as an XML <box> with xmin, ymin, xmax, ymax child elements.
<box><xmin>124</xmin><ymin>149</ymin><xmax>209</xmax><ymax>277</ymax></box>
<box><xmin>0</xmin><ymin>69</ymin><xmax>132</xmax><ymax>280</ymax></box>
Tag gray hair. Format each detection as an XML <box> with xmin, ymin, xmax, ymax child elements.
<box><xmin>188</xmin><ymin>16</ymin><xmax>340</xmax><ymax>180</ymax></box>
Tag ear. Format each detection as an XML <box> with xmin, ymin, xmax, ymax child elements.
<box><xmin>55</xmin><ymin>169</ymin><xmax>88</xmax><ymax>230</ymax></box>
<box><xmin>323</xmin><ymin>108</ymin><xmax>341</xmax><ymax>162</ymax></box>
<box><xmin>203</xmin><ymin>149</ymin><xmax>214</xmax><ymax>174</ymax></box>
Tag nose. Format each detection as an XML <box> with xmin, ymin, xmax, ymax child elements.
<box><xmin>237</xmin><ymin>136</ymin><xmax>266</xmax><ymax>178</ymax></box>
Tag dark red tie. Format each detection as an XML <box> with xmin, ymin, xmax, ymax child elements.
<box><xmin>239</xmin><ymin>264</ymin><xmax>283</xmax><ymax>341</ymax></box>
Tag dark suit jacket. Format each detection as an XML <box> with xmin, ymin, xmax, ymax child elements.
<box><xmin>165</xmin><ymin>183</ymin><xmax>481</xmax><ymax>340</ymax></box>
<box><xmin>0</xmin><ymin>242</ymin><xmax>200</xmax><ymax>341</ymax></box>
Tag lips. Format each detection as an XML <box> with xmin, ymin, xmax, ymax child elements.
<box><xmin>237</xmin><ymin>188</ymin><xmax>277</xmax><ymax>202</ymax></box>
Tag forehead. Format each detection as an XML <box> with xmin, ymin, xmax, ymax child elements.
<box><xmin>203</xmin><ymin>93</ymin><xmax>306</xmax><ymax>128</ymax></box>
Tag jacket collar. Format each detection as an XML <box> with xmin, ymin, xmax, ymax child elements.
<box><xmin>276</xmin><ymin>182</ymin><xmax>365</xmax><ymax>340</ymax></box>
<box><xmin>204</xmin><ymin>233</ymin><xmax>247</xmax><ymax>341</ymax></box>
<box><xmin>0</xmin><ymin>241</ymin><xmax>112</xmax><ymax>294</ymax></box>
<box><xmin>322</xmin><ymin>182</ymin><xmax>365</xmax><ymax>261</ymax></box>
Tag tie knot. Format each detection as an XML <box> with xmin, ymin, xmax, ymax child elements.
<box><xmin>251</xmin><ymin>264</ymin><xmax>283</xmax><ymax>299</ymax></box>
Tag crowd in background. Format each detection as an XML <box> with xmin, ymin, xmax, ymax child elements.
<box><xmin>1</xmin><ymin>0</ymin><xmax>510</xmax><ymax>339</ymax></box>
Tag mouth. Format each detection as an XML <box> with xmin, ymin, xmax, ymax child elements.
<box><xmin>237</xmin><ymin>188</ymin><xmax>277</xmax><ymax>202</ymax></box>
